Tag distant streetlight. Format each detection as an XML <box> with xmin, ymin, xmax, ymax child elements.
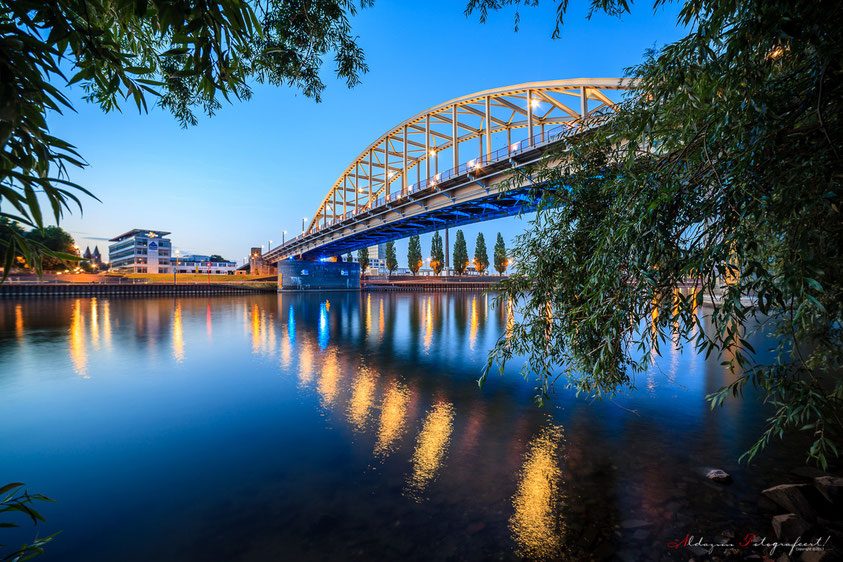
<box><xmin>302</xmin><ymin>217</ymin><xmax>308</xmax><ymax>234</ymax></box>
<box><xmin>282</xmin><ymin>230</ymin><xmax>287</xmax><ymax>244</ymax></box>
<box><xmin>268</xmin><ymin>239</ymin><xmax>272</xmax><ymax>252</ymax></box>
<box><xmin>173</xmin><ymin>250</ymin><xmax>180</xmax><ymax>284</ymax></box>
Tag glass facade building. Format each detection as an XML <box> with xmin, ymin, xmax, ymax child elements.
<box><xmin>108</xmin><ymin>229</ymin><xmax>172</xmax><ymax>273</ymax></box>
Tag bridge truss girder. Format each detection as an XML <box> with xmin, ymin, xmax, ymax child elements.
<box><xmin>270</xmin><ymin>138</ymin><xmax>567</xmax><ymax>261</ymax></box>
<box><xmin>306</xmin><ymin>78</ymin><xmax>635</xmax><ymax>234</ymax></box>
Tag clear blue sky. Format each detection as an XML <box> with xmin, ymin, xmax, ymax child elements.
<box><xmin>51</xmin><ymin>0</ymin><xmax>687</xmax><ymax>266</ymax></box>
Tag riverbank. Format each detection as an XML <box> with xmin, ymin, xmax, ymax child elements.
<box><xmin>0</xmin><ymin>282</ymin><xmax>275</xmax><ymax>297</ymax></box>
<box><xmin>362</xmin><ymin>274</ymin><xmax>504</xmax><ymax>292</ymax></box>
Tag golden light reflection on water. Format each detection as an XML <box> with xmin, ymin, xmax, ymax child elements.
<box><xmin>506</xmin><ymin>298</ymin><xmax>515</xmax><ymax>342</ymax></box>
<box><xmin>69</xmin><ymin>299</ymin><xmax>87</xmax><ymax>377</ymax></box>
<box><xmin>509</xmin><ymin>423</ymin><xmax>566</xmax><ymax>559</ymax></box>
<box><xmin>317</xmin><ymin>348</ymin><xmax>340</xmax><ymax>405</ymax></box>
<box><xmin>672</xmin><ymin>289</ymin><xmax>681</xmax><ymax>335</ymax></box>
<box><xmin>406</xmin><ymin>401</ymin><xmax>455</xmax><ymax>499</ymax></box>
<box><xmin>247</xmin><ymin>305</ymin><xmax>278</xmax><ymax>356</ymax></box>
<box><xmin>206</xmin><ymin>303</ymin><xmax>213</xmax><ymax>340</ymax></box>
<box><xmin>173</xmin><ymin>302</ymin><xmax>184</xmax><ymax>362</ymax></box>
<box><xmin>347</xmin><ymin>366</ymin><xmax>377</xmax><ymax>431</ymax></box>
<box><xmin>266</xmin><ymin>315</ymin><xmax>276</xmax><ymax>355</ymax></box>
<box><xmin>297</xmin><ymin>338</ymin><xmax>315</xmax><ymax>385</ymax></box>
<box><xmin>102</xmin><ymin>300</ymin><xmax>112</xmax><ymax>349</ymax></box>
<box><xmin>469</xmin><ymin>297</ymin><xmax>478</xmax><ymax>350</ymax></box>
<box><xmin>690</xmin><ymin>287</ymin><xmax>700</xmax><ymax>318</ymax></box>
<box><xmin>378</xmin><ymin>298</ymin><xmax>385</xmax><ymax>341</ymax></box>
<box><xmin>14</xmin><ymin>304</ymin><xmax>23</xmax><ymax>340</ymax></box>
<box><xmin>250</xmin><ymin>304</ymin><xmax>261</xmax><ymax>353</ymax></box>
<box><xmin>649</xmin><ymin>301</ymin><xmax>660</xmax><ymax>365</ymax></box>
<box><xmin>423</xmin><ymin>297</ymin><xmax>433</xmax><ymax>352</ymax></box>
<box><xmin>90</xmin><ymin>298</ymin><xmax>100</xmax><ymax>350</ymax></box>
<box><xmin>279</xmin><ymin>331</ymin><xmax>292</xmax><ymax>369</ymax></box>
<box><xmin>374</xmin><ymin>381</ymin><xmax>411</xmax><ymax>458</ymax></box>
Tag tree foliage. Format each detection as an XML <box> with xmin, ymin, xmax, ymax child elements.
<box><xmin>356</xmin><ymin>246</ymin><xmax>369</xmax><ymax>273</ymax></box>
<box><xmin>385</xmin><ymin>241</ymin><xmax>397</xmax><ymax>274</ymax></box>
<box><xmin>452</xmin><ymin>230</ymin><xmax>469</xmax><ymax>275</ymax></box>
<box><xmin>1</xmin><ymin>482</ymin><xmax>57</xmax><ymax>562</ymax></box>
<box><xmin>430</xmin><ymin>231</ymin><xmax>444</xmax><ymax>275</ymax></box>
<box><xmin>0</xmin><ymin>220</ymin><xmax>77</xmax><ymax>273</ymax></box>
<box><xmin>473</xmin><ymin>232</ymin><xmax>489</xmax><ymax>274</ymax></box>
<box><xmin>345</xmin><ymin>252</ymin><xmax>353</xmax><ymax>263</ymax></box>
<box><xmin>472</xmin><ymin>0</ymin><xmax>843</xmax><ymax>467</ymax></box>
<box><xmin>24</xmin><ymin>226</ymin><xmax>76</xmax><ymax>270</ymax></box>
<box><xmin>1</xmin><ymin>0</ymin><xmax>371</xmax><ymax>277</ymax></box>
<box><xmin>0</xmin><ymin>218</ymin><xmax>24</xmax><ymax>270</ymax></box>
<box><xmin>407</xmin><ymin>235</ymin><xmax>422</xmax><ymax>275</ymax></box>
<box><xmin>493</xmin><ymin>232</ymin><xmax>507</xmax><ymax>275</ymax></box>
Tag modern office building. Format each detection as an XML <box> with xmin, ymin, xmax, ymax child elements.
<box><xmin>368</xmin><ymin>243</ymin><xmax>387</xmax><ymax>272</ymax></box>
<box><xmin>173</xmin><ymin>254</ymin><xmax>237</xmax><ymax>275</ymax></box>
<box><xmin>345</xmin><ymin>243</ymin><xmax>388</xmax><ymax>273</ymax></box>
<box><xmin>108</xmin><ymin>229</ymin><xmax>172</xmax><ymax>273</ymax></box>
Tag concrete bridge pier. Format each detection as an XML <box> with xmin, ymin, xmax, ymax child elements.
<box><xmin>277</xmin><ymin>259</ymin><xmax>360</xmax><ymax>292</ymax></box>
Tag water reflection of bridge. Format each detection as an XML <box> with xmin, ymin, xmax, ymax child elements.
<box><xmin>245</xmin><ymin>293</ymin><xmax>569</xmax><ymax>558</ymax></box>
<box><xmin>0</xmin><ymin>291</ymin><xmax>764</xmax><ymax>560</ymax></box>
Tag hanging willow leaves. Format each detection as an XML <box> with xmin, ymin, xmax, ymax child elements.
<box><xmin>469</xmin><ymin>0</ymin><xmax>843</xmax><ymax>467</ymax></box>
<box><xmin>1</xmin><ymin>0</ymin><xmax>372</xmax><ymax>275</ymax></box>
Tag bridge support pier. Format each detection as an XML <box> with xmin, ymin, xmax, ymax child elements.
<box><xmin>277</xmin><ymin>259</ymin><xmax>361</xmax><ymax>292</ymax></box>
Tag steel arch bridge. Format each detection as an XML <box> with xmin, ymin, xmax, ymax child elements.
<box><xmin>265</xmin><ymin>78</ymin><xmax>636</xmax><ymax>262</ymax></box>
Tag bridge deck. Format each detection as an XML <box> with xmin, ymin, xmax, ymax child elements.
<box><xmin>265</xmin><ymin>125</ymin><xmax>575</xmax><ymax>262</ymax></box>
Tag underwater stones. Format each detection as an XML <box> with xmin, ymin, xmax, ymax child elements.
<box><xmin>762</xmin><ymin>484</ymin><xmax>817</xmax><ymax>521</ymax></box>
<box><xmin>706</xmin><ymin>469</ymin><xmax>732</xmax><ymax>483</ymax></box>
<box><xmin>771</xmin><ymin>513</ymin><xmax>812</xmax><ymax>539</ymax></box>
<box><xmin>813</xmin><ymin>476</ymin><xmax>843</xmax><ymax>506</ymax></box>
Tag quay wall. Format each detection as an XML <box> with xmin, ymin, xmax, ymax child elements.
<box><xmin>0</xmin><ymin>283</ymin><xmax>273</xmax><ymax>298</ymax></box>
<box><xmin>363</xmin><ymin>275</ymin><xmax>504</xmax><ymax>292</ymax></box>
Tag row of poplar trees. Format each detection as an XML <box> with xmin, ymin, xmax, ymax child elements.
<box><xmin>350</xmin><ymin>231</ymin><xmax>508</xmax><ymax>276</ymax></box>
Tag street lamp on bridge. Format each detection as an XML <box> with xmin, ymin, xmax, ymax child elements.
<box><xmin>302</xmin><ymin>217</ymin><xmax>307</xmax><ymax>234</ymax></box>
<box><xmin>282</xmin><ymin>230</ymin><xmax>287</xmax><ymax>244</ymax></box>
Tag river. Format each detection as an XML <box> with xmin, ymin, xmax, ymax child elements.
<box><xmin>0</xmin><ymin>293</ymin><xmax>810</xmax><ymax>560</ymax></box>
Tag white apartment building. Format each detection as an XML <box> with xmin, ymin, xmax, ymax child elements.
<box><xmin>173</xmin><ymin>255</ymin><xmax>237</xmax><ymax>275</ymax></box>
<box><xmin>108</xmin><ymin>229</ymin><xmax>172</xmax><ymax>273</ymax></box>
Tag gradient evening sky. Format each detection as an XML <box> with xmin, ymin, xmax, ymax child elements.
<box><xmin>50</xmin><ymin>0</ymin><xmax>687</xmax><ymax>266</ymax></box>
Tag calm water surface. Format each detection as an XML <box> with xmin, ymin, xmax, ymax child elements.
<box><xmin>0</xmin><ymin>293</ymin><xmax>807</xmax><ymax>560</ymax></box>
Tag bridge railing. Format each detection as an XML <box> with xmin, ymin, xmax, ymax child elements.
<box><xmin>272</xmin><ymin>112</ymin><xmax>613</xmax><ymax>253</ymax></box>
